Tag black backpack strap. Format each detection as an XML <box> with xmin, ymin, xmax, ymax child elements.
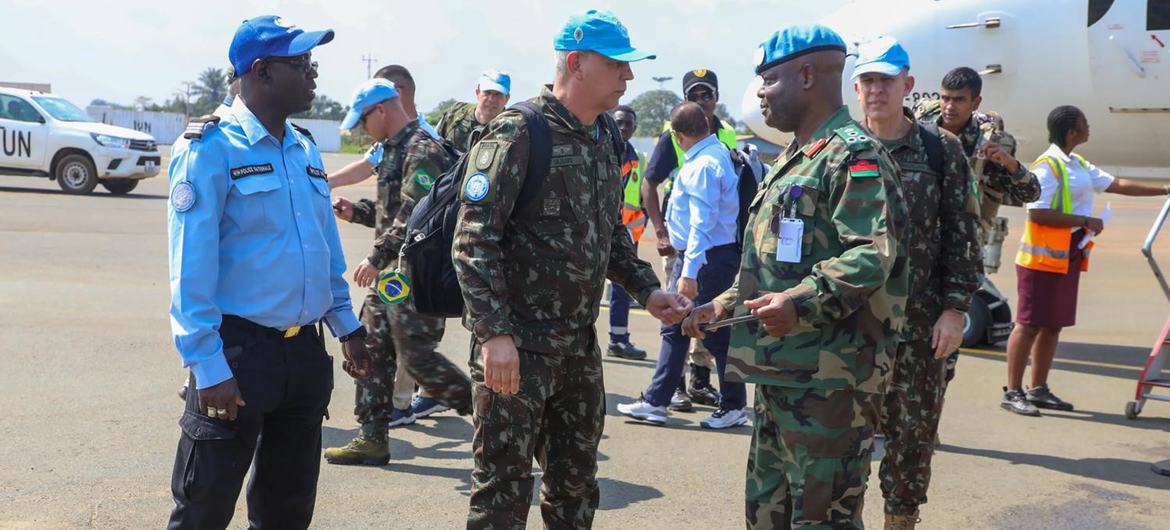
<box><xmin>917</xmin><ymin>121</ymin><xmax>945</xmax><ymax>176</ymax></box>
<box><xmin>510</xmin><ymin>101</ymin><xmax>553</xmax><ymax>216</ymax></box>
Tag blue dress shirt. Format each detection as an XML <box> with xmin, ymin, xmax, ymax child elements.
<box><xmin>168</xmin><ymin>98</ymin><xmax>361</xmax><ymax>389</ymax></box>
<box><xmin>665</xmin><ymin>134</ymin><xmax>739</xmax><ymax>279</ymax></box>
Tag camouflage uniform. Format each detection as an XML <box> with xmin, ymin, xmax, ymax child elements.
<box><xmin>453</xmin><ymin>86</ymin><xmax>661</xmax><ymax>528</ymax></box>
<box><xmin>436</xmin><ymin>102</ymin><xmax>487</xmax><ymax>153</ymax></box>
<box><xmin>348</xmin><ymin>120</ymin><xmax>472</xmax><ymax>439</ymax></box>
<box><xmin>913</xmin><ymin>100</ymin><xmax>1041</xmax><ymax>245</ymax></box>
<box><xmin>713</xmin><ymin>106</ymin><xmax>908</xmax><ymax>529</ymax></box>
<box><xmin>869</xmin><ymin>112</ymin><xmax>981</xmax><ymax>517</ymax></box>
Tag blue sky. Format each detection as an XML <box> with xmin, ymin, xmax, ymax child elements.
<box><xmin>1</xmin><ymin>0</ymin><xmax>849</xmax><ymax>119</ymax></box>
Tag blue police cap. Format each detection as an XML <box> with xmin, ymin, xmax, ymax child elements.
<box><xmin>339</xmin><ymin>79</ymin><xmax>400</xmax><ymax>131</ymax></box>
<box><xmin>229</xmin><ymin>16</ymin><xmax>334</xmax><ymax>78</ymax></box>
<box><xmin>753</xmin><ymin>24</ymin><xmax>847</xmax><ymax>75</ymax></box>
<box><xmin>851</xmin><ymin>36</ymin><xmax>911</xmax><ymax>79</ymax></box>
<box><xmin>478</xmin><ymin>70</ymin><xmax>512</xmax><ymax>96</ymax></box>
<box><xmin>554</xmin><ymin>9</ymin><xmax>656</xmax><ymax>62</ymax></box>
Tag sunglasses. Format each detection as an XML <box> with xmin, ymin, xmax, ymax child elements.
<box><xmin>265</xmin><ymin>55</ymin><xmax>318</xmax><ymax>75</ymax></box>
<box><xmin>359</xmin><ymin>107</ymin><xmax>377</xmax><ymax>127</ymax></box>
<box><xmin>686</xmin><ymin>91</ymin><xmax>715</xmax><ymax>103</ymax></box>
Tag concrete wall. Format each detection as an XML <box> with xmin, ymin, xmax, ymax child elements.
<box><xmin>84</xmin><ymin>106</ymin><xmax>342</xmax><ymax>152</ymax></box>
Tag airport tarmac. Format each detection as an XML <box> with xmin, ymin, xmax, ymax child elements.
<box><xmin>1</xmin><ymin>150</ymin><xmax>1168</xmax><ymax>529</ymax></box>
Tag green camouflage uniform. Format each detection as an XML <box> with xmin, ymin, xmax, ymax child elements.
<box><xmin>453</xmin><ymin>86</ymin><xmax>661</xmax><ymax>529</ymax></box>
<box><xmin>913</xmin><ymin>100</ymin><xmax>1041</xmax><ymax>241</ymax></box>
<box><xmin>436</xmin><ymin>101</ymin><xmax>487</xmax><ymax>153</ymax></box>
<box><xmin>348</xmin><ymin>121</ymin><xmax>472</xmax><ymax>439</ymax></box>
<box><xmin>870</xmin><ymin>112</ymin><xmax>981</xmax><ymax>517</ymax></box>
<box><xmin>713</xmin><ymin>106</ymin><xmax>908</xmax><ymax>529</ymax></box>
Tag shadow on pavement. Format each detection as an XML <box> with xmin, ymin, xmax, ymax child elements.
<box><xmin>961</xmin><ymin>341</ymin><xmax>1151</xmax><ymax>381</ymax></box>
<box><xmin>0</xmin><ymin>185</ymin><xmax>167</xmax><ymax>199</ymax></box>
<box><xmin>938</xmin><ymin>443</ymin><xmax>1170</xmax><ymax>490</ymax></box>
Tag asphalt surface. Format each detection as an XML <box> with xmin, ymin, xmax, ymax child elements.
<box><xmin>1</xmin><ymin>151</ymin><xmax>1168</xmax><ymax>529</ymax></box>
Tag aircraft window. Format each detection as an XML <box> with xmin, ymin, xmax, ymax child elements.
<box><xmin>1150</xmin><ymin>0</ymin><xmax>1170</xmax><ymax>30</ymax></box>
<box><xmin>1088</xmin><ymin>0</ymin><xmax>1114</xmax><ymax>26</ymax></box>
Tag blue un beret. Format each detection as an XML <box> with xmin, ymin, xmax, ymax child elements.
<box><xmin>754</xmin><ymin>24</ymin><xmax>847</xmax><ymax>75</ymax></box>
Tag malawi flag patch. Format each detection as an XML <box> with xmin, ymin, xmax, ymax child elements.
<box><xmin>848</xmin><ymin>159</ymin><xmax>880</xmax><ymax>178</ymax></box>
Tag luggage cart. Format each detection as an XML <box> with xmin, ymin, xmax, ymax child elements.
<box><xmin>1125</xmin><ymin>196</ymin><xmax>1170</xmax><ymax>421</ymax></box>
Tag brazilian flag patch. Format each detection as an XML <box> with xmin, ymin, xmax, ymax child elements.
<box><xmin>413</xmin><ymin>168</ymin><xmax>435</xmax><ymax>191</ymax></box>
<box><xmin>848</xmin><ymin>160</ymin><xmax>880</xmax><ymax>178</ymax></box>
<box><xmin>376</xmin><ymin>271</ymin><xmax>411</xmax><ymax>304</ymax></box>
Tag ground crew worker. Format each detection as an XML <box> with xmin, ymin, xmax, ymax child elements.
<box><xmin>324</xmin><ymin>78</ymin><xmax>472</xmax><ymax>465</ymax></box>
<box><xmin>1003</xmin><ymin>105</ymin><xmax>1170</xmax><ymax>416</ymax></box>
<box><xmin>452</xmin><ymin>9</ymin><xmax>691</xmax><ymax>528</ymax></box>
<box><xmin>606</xmin><ymin>104</ymin><xmax>650</xmax><ymax>361</ymax></box>
<box><xmin>165</xmin><ymin>16</ymin><xmax>372</xmax><ymax>529</ymax></box>
<box><xmin>435</xmin><ymin>69</ymin><xmax>511</xmax><ymax>152</ymax></box>
<box><xmin>683</xmin><ymin>24</ymin><xmax>907</xmax><ymax>528</ymax></box>
<box><xmin>853</xmin><ymin>37</ymin><xmax>981</xmax><ymax>529</ymax></box>
<box><xmin>641</xmin><ymin>68</ymin><xmax>735</xmax><ymax>409</ymax></box>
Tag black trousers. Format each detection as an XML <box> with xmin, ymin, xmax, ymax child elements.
<box><xmin>168</xmin><ymin>316</ymin><xmax>334</xmax><ymax>530</ymax></box>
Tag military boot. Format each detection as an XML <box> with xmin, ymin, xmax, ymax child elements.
<box><xmin>324</xmin><ymin>431</ymin><xmax>390</xmax><ymax>466</ymax></box>
<box><xmin>884</xmin><ymin>512</ymin><xmax>921</xmax><ymax>530</ymax></box>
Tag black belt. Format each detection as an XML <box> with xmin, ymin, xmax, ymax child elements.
<box><xmin>221</xmin><ymin>315</ymin><xmax>319</xmax><ymax>340</ymax></box>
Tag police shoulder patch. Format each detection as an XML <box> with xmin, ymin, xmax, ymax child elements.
<box><xmin>182</xmin><ymin>115</ymin><xmax>221</xmax><ymax>141</ymax></box>
<box><xmin>463</xmin><ymin>172</ymin><xmax>490</xmax><ymax>202</ymax></box>
<box><xmin>170</xmin><ymin>181</ymin><xmax>196</xmax><ymax>212</ymax></box>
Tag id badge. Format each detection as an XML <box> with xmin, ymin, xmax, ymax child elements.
<box><xmin>776</xmin><ymin>218</ymin><xmax>804</xmax><ymax>263</ymax></box>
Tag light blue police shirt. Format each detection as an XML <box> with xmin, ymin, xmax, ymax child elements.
<box><xmin>168</xmin><ymin>98</ymin><xmax>361</xmax><ymax>389</ymax></box>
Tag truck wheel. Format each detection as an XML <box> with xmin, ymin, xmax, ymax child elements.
<box><xmin>55</xmin><ymin>154</ymin><xmax>98</xmax><ymax>195</ymax></box>
<box><xmin>101</xmin><ymin>178</ymin><xmax>139</xmax><ymax>195</ymax></box>
<box><xmin>962</xmin><ymin>295</ymin><xmax>990</xmax><ymax>348</ymax></box>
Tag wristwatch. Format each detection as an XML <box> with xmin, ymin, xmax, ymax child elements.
<box><xmin>339</xmin><ymin>327</ymin><xmax>368</xmax><ymax>343</ymax></box>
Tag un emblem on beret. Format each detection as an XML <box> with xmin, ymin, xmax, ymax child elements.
<box><xmin>753</xmin><ymin>47</ymin><xmax>766</xmax><ymax>68</ymax></box>
<box><xmin>574</xmin><ymin>27</ymin><xmax>584</xmax><ymax>43</ymax></box>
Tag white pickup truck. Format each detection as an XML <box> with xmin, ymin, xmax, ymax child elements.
<box><xmin>0</xmin><ymin>87</ymin><xmax>161</xmax><ymax>195</ymax></box>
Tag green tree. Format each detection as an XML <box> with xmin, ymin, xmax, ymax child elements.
<box><xmin>295</xmin><ymin>94</ymin><xmax>346</xmax><ymax>120</ymax></box>
<box><xmin>192</xmin><ymin>67</ymin><xmax>227</xmax><ymax>116</ymax></box>
<box><xmin>426</xmin><ymin>98</ymin><xmax>463</xmax><ymax>126</ymax></box>
<box><xmin>714</xmin><ymin>103</ymin><xmax>737</xmax><ymax>130</ymax></box>
<box><xmin>628</xmin><ymin>89</ymin><xmax>681</xmax><ymax>137</ymax></box>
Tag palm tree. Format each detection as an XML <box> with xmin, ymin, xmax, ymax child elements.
<box><xmin>192</xmin><ymin>67</ymin><xmax>227</xmax><ymax>115</ymax></box>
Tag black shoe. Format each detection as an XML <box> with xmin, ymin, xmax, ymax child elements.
<box><xmin>668</xmin><ymin>389</ymin><xmax>693</xmax><ymax>412</ymax></box>
<box><xmin>606</xmin><ymin>342</ymin><xmax>647</xmax><ymax>360</ymax></box>
<box><xmin>688</xmin><ymin>384</ymin><xmax>721</xmax><ymax>407</ymax></box>
<box><xmin>1001</xmin><ymin>387</ymin><xmax>1040</xmax><ymax>416</ymax></box>
<box><xmin>1026</xmin><ymin>384</ymin><xmax>1074</xmax><ymax>411</ymax></box>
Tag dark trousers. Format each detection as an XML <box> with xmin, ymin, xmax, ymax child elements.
<box><xmin>168</xmin><ymin>316</ymin><xmax>333</xmax><ymax>530</ymax></box>
<box><xmin>643</xmin><ymin>244</ymin><xmax>746</xmax><ymax>410</ymax></box>
<box><xmin>609</xmin><ymin>283</ymin><xmax>632</xmax><ymax>344</ymax></box>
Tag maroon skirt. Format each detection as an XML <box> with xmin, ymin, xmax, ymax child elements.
<box><xmin>1015</xmin><ymin>230</ymin><xmax>1087</xmax><ymax>329</ymax></box>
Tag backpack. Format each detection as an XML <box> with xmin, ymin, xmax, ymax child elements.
<box><xmin>400</xmin><ymin>101</ymin><xmax>624</xmax><ymax>317</ymax></box>
<box><xmin>916</xmin><ymin>121</ymin><xmax>945</xmax><ymax>177</ymax></box>
<box><xmin>729</xmin><ymin>147</ymin><xmax>761</xmax><ymax>252</ymax></box>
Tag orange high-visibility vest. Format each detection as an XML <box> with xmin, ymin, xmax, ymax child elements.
<box><xmin>1015</xmin><ymin>154</ymin><xmax>1093</xmax><ymax>274</ymax></box>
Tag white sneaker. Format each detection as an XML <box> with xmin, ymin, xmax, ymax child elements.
<box><xmin>700</xmin><ymin>408</ymin><xmax>749</xmax><ymax>429</ymax></box>
<box><xmin>617</xmin><ymin>398</ymin><xmax>667</xmax><ymax>425</ymax></box>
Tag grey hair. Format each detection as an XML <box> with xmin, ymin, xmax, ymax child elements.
<box><xmin>555</xmin><ymin>50</ymin><xmax>571</xmax><ymax>74</ymax></box>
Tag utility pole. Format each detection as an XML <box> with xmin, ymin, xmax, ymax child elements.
<box><xmin>652</xmin><ymin>76</ymin><xmax>673</xmax><ymax>90</ymax></box>
<box><xmin>361</xmin><ymin>54</ymin><xmax>378</xmax><ymax>79</ymax></box>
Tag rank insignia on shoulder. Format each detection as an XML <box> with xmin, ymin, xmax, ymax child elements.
<box><xmin>848</xmin><ymin>159</ymin><xmax>880</xmax><ymax>179</ymax></box>
<box><xmin>291</xmin><ymin>123</ymin><xmax>316</xmax><ymax>145</ymax></box>
<box><xmin>835</xmin><ymin>125</ymin><xmax>872</xmax><ymax>153</ymax></box>
<box><xmin>306</xmin><ymin>166</ymin><xmax>327</xmax><ymax>179</ymax></box>
<box><xmin>182</xmin><ymin>115</ymin><xmax>221</xmax><ymax>140</ymax></box>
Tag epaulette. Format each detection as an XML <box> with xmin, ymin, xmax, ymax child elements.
<box><xmin>833</xmin><ymin>123</ymin><xmax>875</xmax><ymax>153</ymax></box>
<box><xmin>913</xmin><ymin>98</ymin><xmax>941</xmax><ymax>121</ymax></box>
<box><xmin>291</xmin><ymin>123</ymin><xmax>316</xmax><ymax>145</ymax></box>
<box><xmin>182</xmin><ymin>115</ymin><xmax>221</xmax><ymax>140</ymax></box>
